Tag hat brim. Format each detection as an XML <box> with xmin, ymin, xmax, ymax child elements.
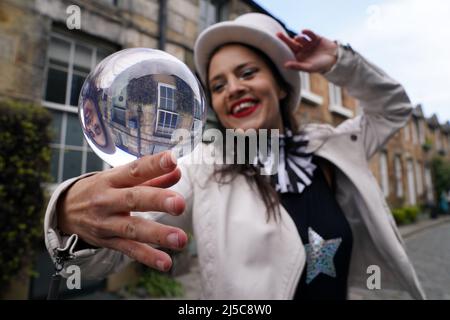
<box><xmin>194</xmin><ymin>22</ymin><xmax>301</xmax><ymax>113</ymax></box>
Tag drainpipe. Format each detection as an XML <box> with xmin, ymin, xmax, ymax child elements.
<box><xmin>158</xmin><ymin>0</ymin><xmax>167</xmax><ymax>50</ymax></box>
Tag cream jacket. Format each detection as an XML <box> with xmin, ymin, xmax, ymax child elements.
<box><xmin>44</xmin><ymin>44</ymin><xmax>426</xmax><ymax>299</ymax></box>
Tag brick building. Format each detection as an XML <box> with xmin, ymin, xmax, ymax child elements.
<box><xmin>1</xmin><ymin>0</ymin><xmax>448</xmax><ymax>207</ymax></box>
<box><xmin>1</xmin><ymin>0</ymin><xmax>449</xmax><ymax>297</ymax></box>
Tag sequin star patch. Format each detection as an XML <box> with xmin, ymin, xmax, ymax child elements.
<box><xmin>304</xmin><ymin>227</ymin><xmax>342</xmax><ymax>284</ymax></box>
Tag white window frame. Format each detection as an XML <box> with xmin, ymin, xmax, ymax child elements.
<box><xmin>155</xmin><ymin>83</ymin><xmax>178</xmax><ymax>136</ymax></box>
<box><xmin>415</xmin><ymin>160</ymin><xmax>423</xmax><ymax>196</ymax></box>
<box><xmin>300</xmin><ymin>72</ymin><xmax>323</xmax><ymax>105</ymax></box>
<box><xmin>424</xmin><ymin>166</ymin><xmax>434</xmax><ymax>203</ymax></box>
<box><xmin>199</xmin><ymin>0</ymin><xmax>218</xmax><ymax>31</ymax></box>
<box><xmin>406</xmin><ymin>159</ymin><xmax>417</xmax><ymax>205</ymax></box>
<box><xmin>328</xmin><ymin>83</ymin><xmax>353</xmax><ymax>118</ymax></box>
<box><xmin>42</xmin><ymin>32</ymin><xmax>114</xmax><ymax>184</ymax></box>
<box><xmin>379</xmin><ymin>152</ymin><xmax>389</xmax><ymax>197</ymax></box>
<box><xmin>394</xmin><ymin>155</ymin><xmax>403</xmax><ymax>198</ymax></box>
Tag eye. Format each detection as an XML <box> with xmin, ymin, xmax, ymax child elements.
<box><xmin>210</xmin><ymin>82</ymin><xmax>225</xmax><ymax>93</ymax></box>
<box><xmin>240</xmin><ymin>67</ymin><xmax>257</xmax><ymax>79</ymax></box>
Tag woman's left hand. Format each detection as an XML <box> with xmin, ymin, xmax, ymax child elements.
<box><xmin>277</xmin><ymin>30</ymin><xmax>338</xmax><ymax>74</ymax></box>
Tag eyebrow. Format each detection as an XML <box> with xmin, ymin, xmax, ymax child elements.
<box><xmin>209</xmin><ymin>62</ymin><xmax>253</xmax><ymax>84</ymax></box>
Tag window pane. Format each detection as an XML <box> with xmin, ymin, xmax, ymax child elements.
<box><xmin>50</xmin><ymin>148</ymin><xmax>60</xmax><ymax>183</ymax></box>
<box><xmin>49</xmin><ymin>109</ymin><xmax>63</xmax><ymax>143</ymax></box>
<box><xmin>70</xmin><ymin>73</ymin><xmax>87</xmax><ymax>106</ymax></box>
<box><xmin>65</xmin><ymin>113</ymin><xmax>84</xmax><ymax>146</ymax></box>
<box><xmin>86</xmin><ymin>151</ymin><xmax>104</xmax><ymax>172</ymax></box>
<box><xmin>74</xmin><ymin>44</ymin><xmax>92</xmax><ymax>70</ymax></box>
<box><xmin>45</xmin><ymin>67</ymin><xmax>67</xmax><ymax>104</ymax></box>
<box><xmin>48</xmin><ymin>37</ymin><xmax>70</xmax><ymax>64</ymax></box>
<box><xmin>112</xmin><ymin>107</ymin><xmax>126</xmax><ymax>126</ymax></box>
<box><xmin>62</xmin><ymin>150</ymin><xmax>82</xmax><ymax>180</ymax></box>
<box><xmin>96</xmin><ymin>48</ymin><xmax>111</xmax><ymax>65</ymax></box>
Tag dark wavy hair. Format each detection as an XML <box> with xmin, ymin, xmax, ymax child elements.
<box><xmin>205</xmin><ymin>43</ymin><xmax>300</xmax><ymax>222</ymax></box>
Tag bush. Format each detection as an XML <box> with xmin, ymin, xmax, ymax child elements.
<box><xmin>0</xmin><ymin>99</ymin><xmax>51</xmax><ymax>292</ymax></box>
<box><xmin>431</xmin><ymin>156</ymin><xmax>450</xmax><ymax>199</ymax></box>
<box><xmin>392</xmin><ymin>208</ymin><xmax>407</xmax><ymax>225</ymax></box>
<box><xmin>392</xmin><ymin>206</ymin><xmax>420</xmax><ymax>225</ymax></box>
<box><xmin>404</xmin><ymin>206</ymin><xmax>419</xmax><ymax>223</ymax></box>
<box><xmin>127</xmin><ymin>267</ymin><xmax>184</xmax><ymax>298</ymax></box>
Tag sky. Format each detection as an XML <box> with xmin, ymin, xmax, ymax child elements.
<box><xmin>255</xmin><ymin>0</ymin><xmax>450</xmax><ymax>123</ymax></box>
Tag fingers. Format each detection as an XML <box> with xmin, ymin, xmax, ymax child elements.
<box><xmin>301</xmin><ymin>29</ymin><xmax>319</xmax><ymax>41</ymax></box>
<box><xmin>277</xmin><ymin>32</ymin><xmax>302</xmax><ymax>53</ymax></box>
<box><xmin>105</xmin><ymin>237</ymin><xmax>174</xmax><ymax>272</ymax></box>
<box><xmin>107</xmin><ymin>185</ymin><xmax>186</xmax><ymax>215</ymax></box>
<box><xmin>100</xmin><ymin>216</ymin><xmax>188</xmax><ymax>250</ymax></box>
<box><xmin>107</xmin><ymin>151</ymin><xmax>178</xmax><ymax>188</ymax></box>
<box><xmin>284</xmin><ymin>60</ymin><xmax>313</xmax><ymax>72</ymax></box>
<box><xmin>140</xmin><ymin>167</ymin><xmax>182</xmax><ymax>188</ymax></box>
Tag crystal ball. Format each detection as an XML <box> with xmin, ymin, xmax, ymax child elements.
<box><xmin>78</xmin><ymin>48</ymin><xmax>207</xmax><ymax>167</ymax></box>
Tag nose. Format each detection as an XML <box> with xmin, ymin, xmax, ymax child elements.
<box><xmin>226</xmin><ymin>77</ymin><xmax>246</xmax><ymax>100</ymax></box>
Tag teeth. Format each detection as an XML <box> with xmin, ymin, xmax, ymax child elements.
<box><xmin>232</xmin><ymin>102</ymin><xmax>256</xmax><ymax>114</ymax></box>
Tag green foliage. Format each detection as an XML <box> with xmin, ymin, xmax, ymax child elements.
<box><xmin>431</xmin><ymin>156</ymin><xmax>450</xmax><ymax>198</ymax></box>
<box><xmin>128</xmin><ymin>268</ymin><xmax>184</xmax><ymax>298</ymax></box>
<box><xmin>392</xmin><ymin>206</ymin><xmax>420</xmax><ymax>225</ymax></box>
<box><xmin>0</xmin><ymin>99</ymin><xmax>51</xmax><ymax>292</ymax></box>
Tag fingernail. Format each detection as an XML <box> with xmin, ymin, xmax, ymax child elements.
<box><xmin>164</xmin><ymin>197</ymin><xmax>176</xmax><ymax>213</ymax></box>
<box><xmin>167</xmin><ymin>233</ymin><xmax>179</xmax><ymax>247</ymax></box>
<box><xmin>156</xmin><ymin>260</ymin><xmax>166</xmax><ymax>272</ymax></box>
<box><xmin>160</xmin><ymin>152</ymin><xmax>177</xmax><ymax>170</ymax></box>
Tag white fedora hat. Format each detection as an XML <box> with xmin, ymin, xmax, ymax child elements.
<box><xmin>194</xmin><ymin>13</ymin><xmax>301</xmax><ymax>112</ymax></box>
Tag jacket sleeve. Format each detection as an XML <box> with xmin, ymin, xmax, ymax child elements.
<box><xmin>44</xmin><ymin>161</ymin><xmax>195</xmax><ymax>280</ymax></box>
<box><xmin>323</xmin><ymin>43</ymin><xmax>413</xmax><ymax>159</ymax></box>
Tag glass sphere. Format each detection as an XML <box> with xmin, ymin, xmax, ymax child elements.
<box><xmin>78</xmin><ymin>48</ymin><xmax>207</xmax><ymax>167</ymax></box>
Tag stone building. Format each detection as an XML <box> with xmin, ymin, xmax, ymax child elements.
<box><xmin>1</xmin><ymin>0</ymin><xmax>449</xmax><ymax>298</ymax></box>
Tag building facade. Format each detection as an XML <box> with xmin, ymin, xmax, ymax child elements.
<box><xmin>1</xmin><ymin>0</ymin><xmax>448</xmax><ymax>206</ymax></box>
<box><xmin>3</xmin><ymin>0</ymin><xmax>450</xmax><ymax>299</ymax></box>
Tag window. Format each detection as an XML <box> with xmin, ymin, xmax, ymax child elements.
<box><xmin>192</xmin><ymin>99</ymin><xmax>203</xmax><ymax>132</ymax></box>
<box><xmin>394</xmin><ymin>156</ymin><xmax>403</xmax><ymax>198</ymax></box>
<box><xmin>300</xmin><ymin>72</ymin><xmax>323</xmax><ymax>105</ymax></box>
<box><xmin>300</xmin><ymin>72</ymin><xmax>311</xmax><ymax>92</ymax></box>
<box><xmin>419</xmin><ymin>120</ymin><xmax>426</xmax><ymax>144</ymax></box>
<box><xmin>424</xmin><ymin>166</ymin><xmax>434</xmax><ymax>203</ymax></box>
<box><xmin>406</xmin><ymin>159</ymin><xmax>417</xmax><ymax>205</ymax></box>
<box><xmin>43</xmin><ymin>32</ymin><xmax>116</xmax><ymax>183</ymax></box>
<box><xmin>199</xmin><ymin>0</ymin><xmax>218</xmax><ymax>31</ymax></box>
<box><xmin>435</xmin><ymin>130</ymin><xmax>442</xmax><ymax>150</ymax></box>
<box><xmin>329</xmin><ymin>83</ymin><xmax>342</xmax><ymax>106</ymax></box>
<box><xmin>415</xmin><ymin>161</ymin><xmax>423</xmax><ymax>196</ymax></box>
<box><xmin>379</xmin><ymin>152</ymin><xmax>389</xmax><ymax>197</ymax></box>
<box><xmin>411</xmin><ymin>120</ymin><xmax>418</xmax><ymax>144</ymax></box>
<box><xmin>414</xmin><ymin>119</ymin><xmax>424</xmax><ymax>145</ymax></box>
<box><xmin>155</xmin><ymin>83</ymin><xmax>179</xmax><ymax>137</ymax></box>
<box><xmin>328</xmin><ymin>83</ymin><xmax>353</xmax><ymax>118</ymax></box>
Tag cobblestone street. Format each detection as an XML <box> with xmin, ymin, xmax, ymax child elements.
<box><xmin>177</xmin><ymin>217</ymin><xmax>450</xmax><ymax>300</ymax></box>
<box><xmin>350</xmin><ymin>219</ymin><xmax>450</xmax><ymax>300</ymax></box>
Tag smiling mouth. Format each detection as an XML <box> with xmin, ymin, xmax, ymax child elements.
<box><xmin>230</xmin><ymin>100</ymin><xmax>260</xmax><ymax>118</ymax></box>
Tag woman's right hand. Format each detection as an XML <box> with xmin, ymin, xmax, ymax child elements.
<box><xmin>56</xmin><ymin>151</ymin><xmax>187</xmax><ymax>272</ymax></box>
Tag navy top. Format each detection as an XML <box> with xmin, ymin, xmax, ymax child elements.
<box><xmin>279</xmin><ymin>157</ymin><xmax>353</xmax><ymax>300</ymax></box>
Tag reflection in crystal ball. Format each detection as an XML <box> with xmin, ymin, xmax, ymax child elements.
<box><xmin>78</xmin><ymin>48</ymin><xmax>207</xmax><ymax>167</ymax></box>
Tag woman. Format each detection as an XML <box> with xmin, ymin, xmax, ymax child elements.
<box><xmin>45</xmin><ymin>13</ymin><xmax>425</xmax><ymax>299</ymax></box>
